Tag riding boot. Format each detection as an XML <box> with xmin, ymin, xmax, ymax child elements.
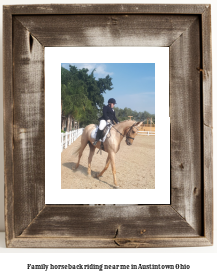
<box><xmin>93</xmin><ymin>129</ymin><xmax>103</xmax><ymax>146</ymax></box>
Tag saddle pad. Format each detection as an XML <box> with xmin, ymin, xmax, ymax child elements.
<box><xmin>90</xmin><ymin>125</ymin><xmax>111</xmax><ymax>142</ymax></box>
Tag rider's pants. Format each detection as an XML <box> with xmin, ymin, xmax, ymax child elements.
<box><xmin>99</xmin><ymin>120</ymin><xmax>107</xmax><ymax>130</ymax></box>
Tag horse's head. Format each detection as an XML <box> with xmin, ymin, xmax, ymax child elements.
<box><xmin>125</xmin><ymin>121</ymin><xmax>143</xmax><ymax>145</ymax></box>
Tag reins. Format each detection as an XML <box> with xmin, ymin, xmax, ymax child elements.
<box><xmin>112</xmin><ymin>123</ymin><xmax>139</xmax><ymax>141</ymax></box>
<box><xmin>97</xmin><ymin>122</ymin><xmax>139</xmax><ymax>155</ymax></box>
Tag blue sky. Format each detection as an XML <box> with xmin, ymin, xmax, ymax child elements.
<box><xmin>61</xmin><ymin>63</ymin><xmax>155</xmax><ymax>114</ymax></box>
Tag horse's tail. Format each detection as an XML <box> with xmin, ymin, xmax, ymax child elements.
<box><xmin>72</xmin><ymin>140</ymin><xmax>91</xmax><ymax>156</ymax></box>
<box><xmin>71</xmin><ymin>143</ymin><xmax>81</xmax><ymax>156</ymax></box>
<box><xmin>72</xmin><ymin>123</ymin><xmax>93</xmax><ymax>156</ymax></box>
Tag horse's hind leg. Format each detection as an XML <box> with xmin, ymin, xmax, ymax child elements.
<box><xmin>75</xmin><ymin>137</ymin><xmax>88</xmax><ymax>169</ymax></box>
<box><xmin>97</xmin><ymin>155</ymin><xmax>110</xmax><ymax>178</ymax></box>
<box><xmin>87</xmin><ymin>143</ymin><xmax>95</xmax><ymax>176</ymax></box>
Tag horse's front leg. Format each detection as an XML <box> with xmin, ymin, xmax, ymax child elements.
<box><xmin>109</xmin><ymin>152</ymin><xmax>117</xmax><ymax>186</ymax></box>
<box><xmin>97</xmin><ymin>154</ymin><xmax>110</xmax><ymax>178</ymax></box>
<box><xmin>87</xmin><ymin>143</ymin><xmax>95</xmax><ymax>176</ymax></box>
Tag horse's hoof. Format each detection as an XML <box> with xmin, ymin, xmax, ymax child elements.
<box><xmin>87</xmin><ymin>174</ymin><xmax>91</xmax><ymax>178</ymax></box>
<box><xmin>114</xmin><ymin>183</ymin><xmax>119</xmax><ymax>188</ymax></box>
<box><xmin>94</xmin><ymin>172</ymin><xmax>100</xmax><ymax>179</ymax></box>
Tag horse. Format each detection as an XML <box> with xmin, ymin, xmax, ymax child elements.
<box><xmin>73</xmin><ymin>120</ymin><xmax>143</xmax><ymax>187</ymax></box>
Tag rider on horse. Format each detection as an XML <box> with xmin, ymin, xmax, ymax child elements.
<box><xmin>93</xmin><ymin>98</ymin><xmax>119</xmax><ymax>146</ymax></box>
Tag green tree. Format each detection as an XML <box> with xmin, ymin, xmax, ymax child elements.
<box><xmin>61</xmin><ymin>65</ymin><xmax>113</xmax><ymax>128</ymax></box>
<box><xmin>114</xmin><ymin>106</ymin><xmax>155</xmax><ymax>123</ymax></box>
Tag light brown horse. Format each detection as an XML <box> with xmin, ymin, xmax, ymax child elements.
<box><xmin>74</xmin><ymin>120</ymin><xmax>143</xmax><ymax>186</ymax></box>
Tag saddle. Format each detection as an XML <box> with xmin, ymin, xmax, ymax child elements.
<box><xmin>101</xmin><ymin>124</ymin><xmax>110</xmax><ymax>139</ymax></box>
<box><xmin>98</xmin><ymin>124</ymin><xmax>112</xmax><ymax>153</ymax></box>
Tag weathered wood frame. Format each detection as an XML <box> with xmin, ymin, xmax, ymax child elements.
<box><xmin>3</xmin><ymin>4</ymin><xmax>213</xmax><ymax>248</ymax></box>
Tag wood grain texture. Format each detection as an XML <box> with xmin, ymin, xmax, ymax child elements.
<box><xmin>170</xmin><ymin>17</ymin><xmax>202</xmax><ymax>234</ymax></box>
<box><xmin>20</xmin><ymin>205</ymin><xmax>199</xmax><ymax>238</ymax></box>
<box><xmin>16</xmin><ymin>15</ymin><xmax>197</xmax><ymax>47</ymax></box>
<box><xmin>8</xmin><ymin>237</ymin><xmax>212</xmax><ymax>248</ymax></box>
<box><xmin>3</xmin><ymin>7</ymin><xmax>14</xmax><ymax>247</ymax></box>
<box><xmin>203</xmin><ymin>125</ymin><xmax>213</xmax><ymax>243</ymax></box>
<box><xmin>202</xmin><ymin>6</ymin><xmax>212</xmax><ymax>129</ymax></box>
<box><xmin>13</xmin><ymin>17</ymin><xmax>45</xmax><ymax>237</ymax></box>
<box><xmin>4</xmin><ymin>4</ymin><xmax>207</xmax><ymax>15</ymax></box>
<box><xmin>201</xmin><ymin>6</ymin><xmax>213</xmax><ymax>244</ymax></box>
<box><xmin>3</xmin><ymin>4</ymin><xmax>213</xmax><ymax>248</ymax></box>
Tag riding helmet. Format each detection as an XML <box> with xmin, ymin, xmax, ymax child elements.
<box><xmin>108</xmin><ymin>98</ymin><xmax>117</xmax><ymax>104</ymax></box>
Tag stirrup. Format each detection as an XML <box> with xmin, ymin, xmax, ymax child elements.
<box><xmin>97</xmin><ymin>142</ymin><xmax>104</xmax><ymax>155</ymax></box>
<box><xmin>93</xmin><ymin>140</ymin><xmax>98</xmax><ymax>146</ymax></box>
<box><xmin>100</xmin><ymin>141</ymin><xmax>104</xmax><ymax>151</ymax></box>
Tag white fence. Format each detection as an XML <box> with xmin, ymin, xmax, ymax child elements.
<box><xmin>61</xmin><ymin>128</ymin><xmax>84</xmax><ymax>152</ymax></box>
<box><xmin>138</xmin><ymin>131</ymin><xmax>155</xmax><ymax>136</ymax></box>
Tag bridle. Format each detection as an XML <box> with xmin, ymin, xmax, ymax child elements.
<box><xmin>112</xmin><ymin>123</ymin><xmax>139</xmax><ymax>142</ymax></box>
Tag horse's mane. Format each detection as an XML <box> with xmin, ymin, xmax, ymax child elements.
<box><xmin>116</xmin><ymin>119</ymin><xmax>136</xmax><ymax>125</ymax></box>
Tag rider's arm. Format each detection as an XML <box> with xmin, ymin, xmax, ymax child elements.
<box><xmin>113</xmin><ymin>111</ymin><xmax>119</xmax><ymax>124</ymax></box>
<box><xmin>102</xmin><ymin>106</ymin><xmax>110</xmax><ymax>121</ymax></box>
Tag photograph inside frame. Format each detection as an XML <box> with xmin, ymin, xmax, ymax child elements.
<box><xmin>61</xmin><ymin>63</ymin><xmax>155</xmax><ymax>189</ymax></box>
<box><xmin>45</xmin><ymin>47</ymin><xmax>169</xmax><ymax>204</ymax></box>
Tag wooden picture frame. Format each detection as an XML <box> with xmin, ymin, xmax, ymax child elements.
<box><xmin>3</xmin><ymin>4</ymin><xmax>213</xmax><ymax>248</ymax></box>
